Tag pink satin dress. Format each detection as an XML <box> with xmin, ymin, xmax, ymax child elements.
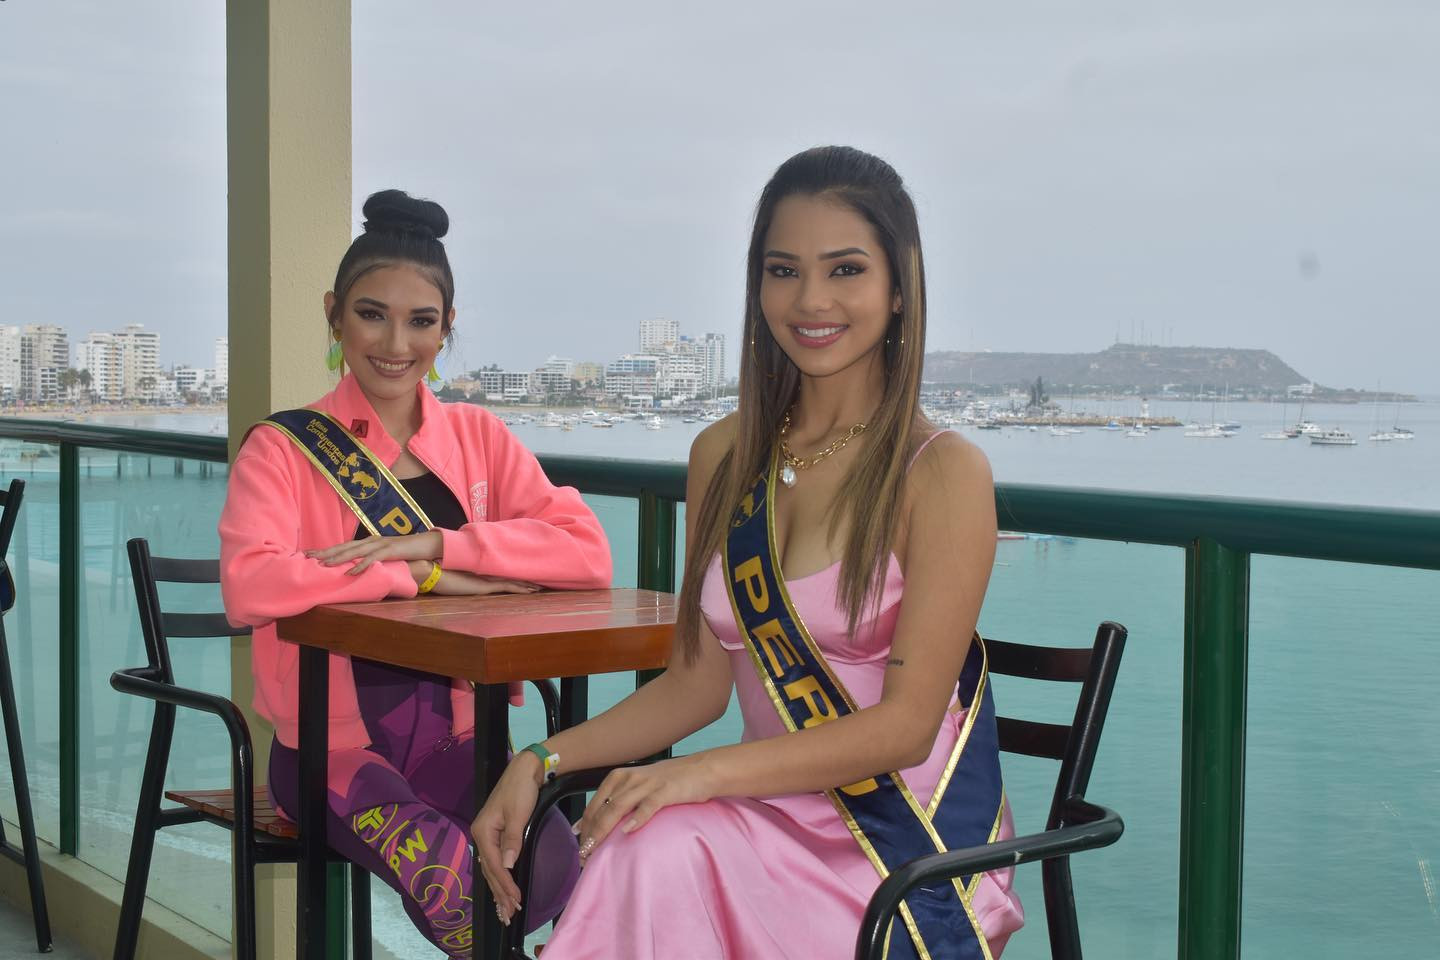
<box><xmin>539</xmin><ymin>545</ymin><xmax>1026</xmax><ymax>959</ymax></box>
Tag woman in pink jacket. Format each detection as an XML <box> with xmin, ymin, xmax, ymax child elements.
<box><xmin>219</xmin><ymin>190</ymin><xmax>612</xmax><ymax>958</ymax></box>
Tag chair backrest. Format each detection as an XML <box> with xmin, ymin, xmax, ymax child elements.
<box><xmin>983</xmin><ymin>621</ymin><xmax>1127</xmax><ymax>959</ymax></box>
<box><xmin>0</xmin><ymin>479</ymin><xmax>24</xmax><ymax>613</ymax></box>
<box><xmin>985</xmin><ymin>622</ymin><xmax>1127</xmax><ymax>823</ymax></box>
<box><xmin>0</xmin><ymin>478</ymin><xmax>24</xmax><ymax>560</ymax></box>
<box><xmin>128</xmin><ymin>537</ymin><xmax>249</xmax><ymax>685</ymax></box>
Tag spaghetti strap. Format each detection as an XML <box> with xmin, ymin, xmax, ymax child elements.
<box><xmin>906</xmin><ymin>430</ymin><xmax>945</xmax><ymax>472</ymax></box>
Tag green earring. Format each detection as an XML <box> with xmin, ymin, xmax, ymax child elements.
<box><xmin>426</xmin><ymin>365</ymin><xmax>442</xmax><ymax>384</ymax></box>
<box><xmin>325</xmin><ymin>339</ymin><xmax>343</xmax><ymax>372</ymax></box>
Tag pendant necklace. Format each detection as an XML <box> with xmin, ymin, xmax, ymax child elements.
<box><xmin>778</xmin><ymin>407</ymin><xmax>867</xmax><ymax>488</ymax></box>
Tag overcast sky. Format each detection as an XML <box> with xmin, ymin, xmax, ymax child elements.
<box><xmin>3</xmin><ymin>1</ymin><xmax>1437</xmax><ymax>393</ymax></box>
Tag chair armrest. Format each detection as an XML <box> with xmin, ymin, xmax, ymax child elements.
<box><xmin>855</xmin><ymin>798</ymin><xmax>1123</xmax><ymax>960</ymax></box>
<box><xmin>500</xmin><ymin>761</ymin><xmax>659</xmax><ymax>955</ymax></box>
<box><xmin>110</xmin><ymin>666</ymin><xmax>254</xmax><ymax>773</ymax></box>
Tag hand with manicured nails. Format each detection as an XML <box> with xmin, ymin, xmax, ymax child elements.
<box><xmin>472</xmin><ymin>751</ymin><xmax>544</xmax><ymax>926</ymax></box>
<box><xmin>307</xmin><ymin>530</ymin><xmax>443</xmax><ymax>575</ymax></box>
<box><xmin>573</xmin><ymin>755</ymin><xmax>716</xmax><ymax>866</ymax></box>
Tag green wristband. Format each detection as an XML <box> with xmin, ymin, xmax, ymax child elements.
<box><xmin>520</xmin><ymin>742</ymin><xmax>558</xmax><ymax>781</ymax></box>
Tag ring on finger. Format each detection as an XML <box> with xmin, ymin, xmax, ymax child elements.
<box><xmin>602</xmin><ymin>796</ymin><xmax>613</xmax><ymax>805</ymax></box>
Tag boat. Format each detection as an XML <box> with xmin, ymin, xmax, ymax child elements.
<box><xmin>976</xmin><ymin>420</ymin><xmax>1002</xmax><ymax>431</ymax></box>
<box><xmin>1124</xmin><ymin>424</ymin><xmax>1147</xmax><ymax>438</ymax></box>
<box><xmin>1048</xmin><ymin>426</ymin><xmax>1070</xmax><ymax>437</ymax></box>
<box><xmin>1391</xmin><ymin>426</ymin><xmax>1414</xmax><ymax>440</ymax></box>
<box><xmin>1103</xmin><ymin>420</ymin><xmax>1122</xmax><ymax>431</ymax></box>
<box><xmin>591</xmin><ymin>420</ymin><xmax>614</xmax><ymax>429</ymax></box>
<box><xmin>1310</xmin><ymin>429</ymin><xmax>1356</xmax><ymax>446</ymax></box>
<box><xmin>1184</xmin><ymin>425</ymin><xmax>1226</xmax><ymax>439</ymax></box>
<box><xmin>645</xmin><ymin>416</ymin><xmax>664</xmax><ymax>430</ymax></box>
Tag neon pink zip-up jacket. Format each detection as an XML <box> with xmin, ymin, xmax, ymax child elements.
<box><xmin>219</xmin><ymin>374</ymin><xmax>613</xmax><ymax>751</ymax></box>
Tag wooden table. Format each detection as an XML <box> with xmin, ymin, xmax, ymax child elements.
<box><xmin>278</xmin><ymin>588</ymin><xmax>676</xmax><ymax>960</ymax></box>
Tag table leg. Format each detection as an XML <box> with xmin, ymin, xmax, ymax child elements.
<box><xmin>297</xmin><ymin>644</ymin><xmax>330</xmax><ymax>960</ymax></box>
<box><xmin>558</xmin><ymin>676</ymin><xmax>588</xmax><ymax>822</ymax></box>
<box><xmin>473</xmin><ymin>682</ymin><xmax>508</xmax><ymax>959</ymax></box>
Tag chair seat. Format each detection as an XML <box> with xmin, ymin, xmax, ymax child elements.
<box><xmin>164</xmin><ymin>786</ymin><xmax>298</xmax><ymax>839</ymax></box>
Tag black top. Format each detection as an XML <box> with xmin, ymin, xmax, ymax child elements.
<box><xmin>351</xmin><ymin>471</ymin><xmax>468</xmax><ymax>697</ymax></box>
<box><xmin>351</xmin><ymin>471</ymin><xmax>467</xmax><ymax>540</ymax></box>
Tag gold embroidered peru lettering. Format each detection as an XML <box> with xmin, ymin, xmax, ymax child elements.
<box><xmin>379</xmin><ymin>506</ymin><xmax>414</xmax><ymax>535</ymax></box>
<box><xmin>782</xmin><ymin>674</ymin><xmax>838</xmax><ymax>728</ymax></box>
<box><xmin>752</xmin><ymin>617</ymin><xmax>800</xmax><ymax>674</ymax></box>
<box><xmin>732</xmin><ymin>556</ymin><xmax>770</xmax><ymax>612</ymax></box>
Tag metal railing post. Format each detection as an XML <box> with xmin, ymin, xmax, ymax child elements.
<box><xmin>59</xmin><ymin>442</ymin><xmax>79</xmax><ymax>855</ymax></box>
<box><xmin>1178</xmin><ymin>536</ymin><xmax>1249</xmax><ymax>959</ymax></box>
<box><xmin>635</xmin><ymin>490</ymin><xmax>677</xmax><ymax>695</ymax></box>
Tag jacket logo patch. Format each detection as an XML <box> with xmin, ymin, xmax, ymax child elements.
<box><xmin>470</xmin><ymin>481</ymin><xmax>487</xmax><ymax>521</ymax></box>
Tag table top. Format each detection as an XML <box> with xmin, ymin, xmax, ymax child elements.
<box><xmin>277</xmin><ymin>588</ymin><xmax>676</xmax><ymax>683</ymax></box>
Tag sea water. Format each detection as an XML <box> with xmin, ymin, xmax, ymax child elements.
<box><xmin>1</xmin><ymin>399</ymin><xmax>1436</xmax><ymax>958</ymax></box>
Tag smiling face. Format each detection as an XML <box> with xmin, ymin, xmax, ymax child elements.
<box><xmin>759</xmin><ymin>194</ymin><xmax>900</xmax><ymax>380</ymax></box>
<box><xmin>324</xmin><ymin>264</ymin><xmax>452</xmax><ymax>406</ymax></box>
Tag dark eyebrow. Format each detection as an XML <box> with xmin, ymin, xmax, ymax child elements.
<box><xmin>354</xmin><ymin>297</ymin><xmax>388</xmax><ymax>310</ymax></box>
<box><xmin>820</xmin><ymin>247</ymin><xmax>869</xmax><ymax>261</ymax></box>
<box><xmin>409</xmin><ymin>306</ymin><xmax>440</xmax><ymax>315</ymax></box>
<box><xmin>764</xmin><ymin>249</ymin><xmax>799</xmax><ymax>260</ymax></box>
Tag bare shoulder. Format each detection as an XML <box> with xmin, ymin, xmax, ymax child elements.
<box><xmin>906</xmin><ymin>430</ymin><xmax>994</xmax><ymax>511</ymax></box>
<box><xmin>688</xmin><ymin>413</ymin><xmax>739</xmax><ymax>482</ymax></box>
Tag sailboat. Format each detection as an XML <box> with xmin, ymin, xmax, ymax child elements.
<box><xmin>1261</xmin><ymin>397</ymin><xmax>1289</xmax><ymax>439</ymax></box>
<box><xmin>1368</xmin><ymin>383</ymin><xmax>1397</xmax><ymax>442</ymax></box>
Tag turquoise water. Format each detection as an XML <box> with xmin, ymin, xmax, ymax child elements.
<box><xmin>0</xmin><ymin>402</ymin><xmax>1436</xmax><ymax>957</ymax></box>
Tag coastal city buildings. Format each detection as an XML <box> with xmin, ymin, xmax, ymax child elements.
<box><xmin>0</xmin><ymin>323</ymin><xmax>229</xmax><ymax>404</ymax></box>
<box><xmin>457</xmin><ymin>319</ymin><xmax>729</xmax><ymax>407</ymax></box>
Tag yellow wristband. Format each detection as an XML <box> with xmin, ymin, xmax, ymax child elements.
<box><xmin>417</xmin><ymin>561</ymin><xmax>443</xmax><ymax>594</ymax></box>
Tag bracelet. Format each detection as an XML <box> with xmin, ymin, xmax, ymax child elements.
<box><xmin>417</xmin><ymin>561</ymin><xmax>443</xmax><ymax>594</ymax></box>
<box><xmin>520</xmin><ymin>742</ymin><xmax>559</xmax><ymax>781</ymax></box>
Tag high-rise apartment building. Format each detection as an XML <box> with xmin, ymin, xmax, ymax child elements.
<box><xmin>702</xmin><ymin>333</ymin><xmax>726</xmax><ymax>393</ymax></box>
<box><xmin>214</xmin><ymin>337</ymin><xmax>229</xmax><ymax>387</ymax></box>
<box><xmin>0</xmin><ymin>326</ymin><xmax>22</xmax><ymax>399</ymax></box>
<box><xmin>639</xmin><ymin>318</ymin><xmax>678</xmax><ymax>355</ymax></box>
<box><xmin>20</xmin><ymin>324</ymin><xmax>69</xmax><ymax>401</ymax></box>
<box><xmin>77</xmin><ymin>332</ymin><xmax>124</xmax><ymax>401</ymax></box>
<box><xmin>114</xmin><ymin>324</ymin><xmax>160</xmax><ymax>399</ymax></box>
<box><xmin>533</xmin><ymin>356</ymin><xmax>576</xmax><ymax>394</ymax></box>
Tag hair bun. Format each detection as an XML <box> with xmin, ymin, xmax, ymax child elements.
<box><xmin>361</xmin><ymin>189</ymin><xmax>449</xmax><ymax>241</ymax></box>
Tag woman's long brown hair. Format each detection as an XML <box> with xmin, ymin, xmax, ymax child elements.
<box><xmin>675</xmin><ymin>146</ymin><xmax>928</xmax><ymax>663</ymax></box>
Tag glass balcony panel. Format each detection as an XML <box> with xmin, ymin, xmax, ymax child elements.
<box><xmin>1244</xmin><ymin>557</ymin><xmax>1440</xmax><ymax>958</ymax></box>
<box><xmin>983</xmin><ymin>537</ymin><xmax>1184</xmax><ymax>959</ymax></box>
<box><xmin>0</xmin><ymin>443</ymin><xmax>63</xmax><ymax>846</ymax></box>
<box><xmin>75</xmin><ymin>451</ymin><xmax>233</xmax><ymax>940</ymax></box>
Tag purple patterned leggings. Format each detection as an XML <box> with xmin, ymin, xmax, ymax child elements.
<box><xmin>269</xmin><ymin>660</ymin><xmax>579</xmax><ymax>957</ymax></box>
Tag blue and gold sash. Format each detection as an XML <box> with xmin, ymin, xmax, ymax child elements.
<box><xmin>258</xmin><ymin>409</ymin><xmax>433</xmax><ymax>538</ymax></box>
<box><xmin>723</xmin><ymin>453</ymin><xmax>1005</xmax><ymax>960</ymax></box>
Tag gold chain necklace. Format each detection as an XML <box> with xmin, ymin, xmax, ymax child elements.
<box><xmin>778</xmin><ymin>407</ymin><xmax>867</xmax><ymax>488</ymax></box>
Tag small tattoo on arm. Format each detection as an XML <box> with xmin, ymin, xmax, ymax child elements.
<box><xmin>887</xmin><ymin>657</ymin><xmax>905</xmax><ymax>667</ymax></box>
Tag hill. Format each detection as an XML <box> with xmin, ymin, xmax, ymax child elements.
<box><xmin>923</xmin><ymin>344</ymin><xmax>1311</xmax><ymax>394</ymax></box>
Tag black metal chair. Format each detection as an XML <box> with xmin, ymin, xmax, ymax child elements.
<box><xmin>0</xmin><ymin>478</ymin><xmax>53</xmax><ymax>953</ymax></box>
<box><xmin>856</xmin><ymin>621</ymin><xmax>1128</xmax><ymax>960</ymax></box>
<box><xmin>109</xmin><ymin>537</ymin><xmax>371</xmax><ymax>960</ymax></box>
<box><xmin>502</xmin><ymin>621</ymin><xmax>1128</xmax><ymax>960</ymax></box>
<box><xmin>110</xmin><ymin>535</ymin><xmax>568</xmax><ymax>960</ymax></box>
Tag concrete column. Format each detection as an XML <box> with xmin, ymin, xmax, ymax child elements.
<box><xmin>226</xmin><ymin>1</ymin><xmax>351</xmax><ymax>956</ymax></box>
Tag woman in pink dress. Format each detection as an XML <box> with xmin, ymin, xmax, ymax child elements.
<box><xmin>473</xmin><ymin>146</ymin><xmax>1024</xmax><ymax>959</ymax></box>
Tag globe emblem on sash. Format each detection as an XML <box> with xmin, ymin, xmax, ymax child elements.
<box><xmin>336</xmin><ymin>453</ymin><xmax>381</xmax><ymax>501</ymax></box>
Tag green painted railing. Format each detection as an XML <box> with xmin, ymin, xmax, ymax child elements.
<box><xmin>4</xmin><ymin>416</ymin><xmax>1439</xmax><ymax>959</ymax></box>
